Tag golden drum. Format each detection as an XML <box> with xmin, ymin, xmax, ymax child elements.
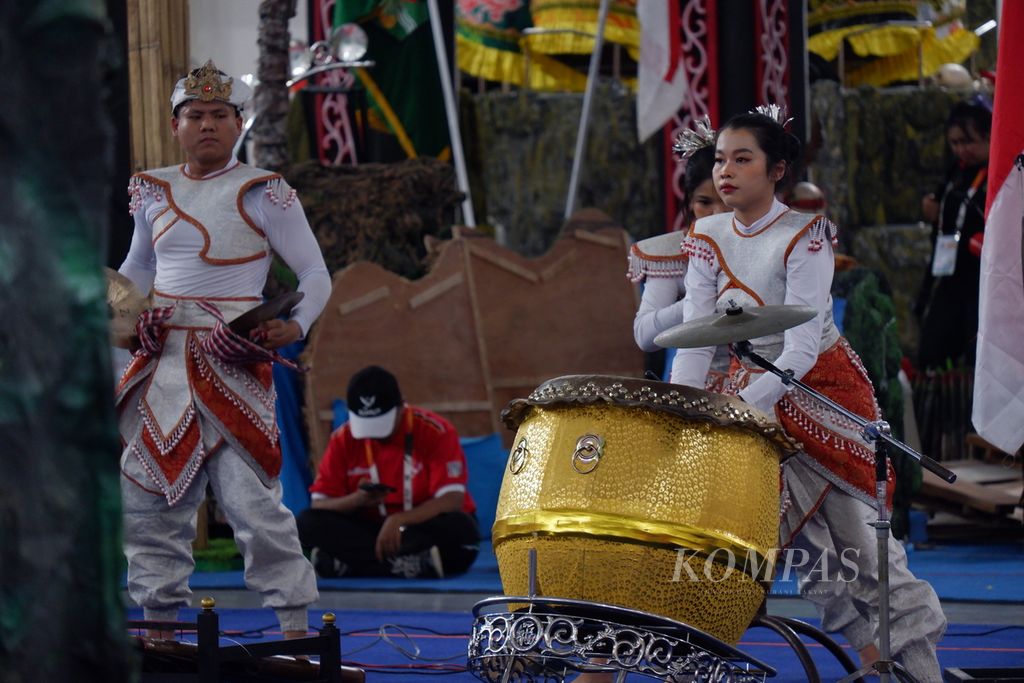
<box><xmin>494</xmin><ymin>376</ymin><xmax>793</xmax><ymax>644</ymax></box>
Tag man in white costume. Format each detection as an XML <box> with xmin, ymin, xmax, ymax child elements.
<box><xmin>117</xmin><ymin>60</ymin><xmax>331</xmax><ymax>639</ymax></box>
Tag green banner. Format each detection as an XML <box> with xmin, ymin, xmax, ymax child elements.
<box><xmin>335</xmin><ymin>1</ymin><xmax>448</xmax><ymax>159</ymax></box>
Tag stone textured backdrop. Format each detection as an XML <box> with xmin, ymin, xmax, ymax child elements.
<box><xmin>289</xmin><ymin>81</ymin><xmax>986</xmax><ymax>359</ymax></box>
<box><xmin>467</xmin><ymin>80</ymin><xmax>663</xmax><ymax>256</ymax></box>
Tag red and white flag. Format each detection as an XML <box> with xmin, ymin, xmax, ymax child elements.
<box><xmin>636</xmin><ymin>0</ymin><xmax>688</xmax><ymax>142</ymax></box>
<box><xmin>972</xmin><ymin>1</ymin><xmax>1024</xmax><ymax>455</ymax></box>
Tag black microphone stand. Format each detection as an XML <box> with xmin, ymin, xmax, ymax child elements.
<box><xmin>733</xmin><ymin>341</ymin><xmax>957</xmax><ymax>683</ymax></box>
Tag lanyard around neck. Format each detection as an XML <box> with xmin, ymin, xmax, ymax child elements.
<box><xmin>362</xmin><ymin>408</ymin><xmax>415</xmax><ymax>513</ymax></box>
<box><xmin>940</xmin><ymin>167</ymin><xmax>987</xmax><ymax>238</ymax></box>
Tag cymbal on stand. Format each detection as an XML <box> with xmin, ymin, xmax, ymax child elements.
<box><xmin>654</xmin><ymin>304</ymin><xmax>817</xmax><ymax>349</ymax></box>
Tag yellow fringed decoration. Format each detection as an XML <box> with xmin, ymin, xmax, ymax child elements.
<box><xmin>808</xmin><ymin>0</ymin><xmax>918</xmax><ymax>28</ymax></box>
<box><xmin>456</xmin><ymin>33</ymin><xmax>590</xmax><ymax>91</ymax></box>
<box><xmin>528</xmin><ymin>0</ymin><xmax>641</xmax><ymax>55</ymax></box>
<box><xmin>846</xmin><ymin>27</ymin><xmax>979</xmax><ymax>87</ymax></box>
<box><xmin>809</xmin><ymin>24</ymin><xmax>925</xmax><ymax>61</ymax></box>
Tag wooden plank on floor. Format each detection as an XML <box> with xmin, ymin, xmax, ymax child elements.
<box><xmin>937</xmin><ymin>459</ymin><xmax>1022</xmax><ymax>484</ymax></box>
<box><xmin>921</xmin><ymin>468</ymin><xmax>1021</xmax><ymax>516</ymax></box>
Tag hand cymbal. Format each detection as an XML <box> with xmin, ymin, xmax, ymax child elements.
<box><xmin>654</xmin><ymin>304</ymin><xmax>817</xmax><ymax>349</ymax></box>
<box><xmin>106</xmin><ymin>267</ymin><xmax>149</xmax><ymax>349</ymax></box>
<box><xmin>227</xmin><ymin>291</ymin><xmax>305</xmax><ymax>337</ymax></box>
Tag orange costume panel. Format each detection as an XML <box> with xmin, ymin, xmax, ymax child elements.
<box><xmin>117</xmin><ymin>295</ymin><xmax>282</xmax><ymax>504</ymax></box>
<box><xmin>775</xmin><ymin>339</ymin><xmax>893</xmax><ymax>508</ymax></box>
<box><xmin>721</xmin><ymin>328</ymin><xmax>894</xmax><ymax>509</ymax></box>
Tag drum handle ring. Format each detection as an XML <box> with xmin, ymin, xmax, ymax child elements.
<box><xmin>509</xmin><ymin>437</ymin><xmax>529</xmax><ymax>474</ymax></box>
<box><xmin>572</xmin><ymin>434</ymin><xmax>604</xmax><ymax>474</ymax></box>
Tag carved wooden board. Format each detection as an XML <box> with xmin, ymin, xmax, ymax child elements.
<box><xmin>303</xmin><ymin>224</ymin><xmax>643</xmax><ymax>464</ymax></box>
<box><xmin>303</xmin><ymin>242</ymin><xmax>495</xmax><ymax>464</ymax></box>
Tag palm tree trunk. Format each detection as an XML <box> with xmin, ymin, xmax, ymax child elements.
<box><xmin>254</xmin><ymin>0</ymin><xmax>296</xmax><ymax>171</ymax></box>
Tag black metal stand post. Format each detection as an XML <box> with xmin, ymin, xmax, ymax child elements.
<box><xmin>127</xmin><ymin>599</ymin><xmax>353</xmax><ymax>682</ymax></box>
<box><xmin>836</xmin><ymin>434</ymin><xmax>920</xmax><ymax>683</ymax></box>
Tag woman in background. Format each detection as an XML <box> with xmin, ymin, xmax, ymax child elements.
<box><xmin>916</xmin><ymin>98</ymin><xmax>991</xmax><ymax>370</ymax></box>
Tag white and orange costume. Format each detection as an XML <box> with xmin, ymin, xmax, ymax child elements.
<box><xmin>672</xmin><ymin>199</ymin><xmax>946</xmax><ymax>680</ymax></box>
<box><xmin>117</xmin><ymin>158</ymin><xmax>330</xmax><ymax>633</ymax></box>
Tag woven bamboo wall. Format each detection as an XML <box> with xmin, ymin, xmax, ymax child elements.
<box><xmin>126</xmin><ymin>0</ymin><xmax>189</xmax><ymax>171</ymax></box>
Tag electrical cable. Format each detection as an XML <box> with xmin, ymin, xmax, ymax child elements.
<box><xmin>943</xmin><ymin>625</ymin><xmax>1024</xmax><ymax>637</ymax></box>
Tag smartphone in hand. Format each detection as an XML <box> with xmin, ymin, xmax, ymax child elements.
<box><xmin>359</xmin><ymin>482</ymin><xmax>396</xmax><ymax>494</ymax></box>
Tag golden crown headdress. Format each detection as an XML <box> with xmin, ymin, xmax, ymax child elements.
<box><xmin>751</xmin><ymin>103</ymin><xmax>793</xmax><ymax>129</ymax></box>
<box><xmin>672</xmin><ymin>116</ymin><xmax>716</xmax><ymax>160</ymax></box>
<box><xmin>184</xmin><ymin>60</ymin><xmax>233</xmax><ymax>103</ymax></box>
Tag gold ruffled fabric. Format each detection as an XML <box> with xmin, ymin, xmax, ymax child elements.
<box><xmin>456</xmin><ymin>0</ymin><xmax>642</xmax><ymax>92</ymax></box>
<box><xmin>806</xmin><ymin>0</ymin><xmax>980</xmax><ymax>87</ymax></box>
<box><xmin>518</xmin><ymin>0</ymin><xmax>641</xmax><ymax>92</ymax></box>
<box><xmin>456</xmin><ymin>32</ymin><xmax>590</xmax><ymax>91</ymax></box>
<box><xmin>809</xmin><ymin>23</ymin><xmax>924</xmax><ymax>61</ymax></box>
<box><xmin>809</xmin><ymin>0</ymin><xmax>917</xmax><ymax>20</ymax></box>
<box><xmin>846</xmin><ymin>27</ymin><xmax>979</xmax><ymax>87</ymax></box>
<box><xmin>528</xmin><ymin>0</ymin><xmax>640</xmax><ymax>54</ymax></box>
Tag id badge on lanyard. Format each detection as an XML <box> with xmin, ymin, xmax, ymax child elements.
<box><xmin>931</xmin><ymin>168</ymin><xmax>986</xmax><ymax>278</ymax></box>
<box><xmin>930</xmin><ymin>234</ymin><xmax>958</xmax><ymax>277</ymax></box>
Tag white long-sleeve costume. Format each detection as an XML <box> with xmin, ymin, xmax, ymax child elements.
<box><xmin>670</xmin><ymin>199</ymin><xmax>833</xmax><ymax>411</ymax></box>
<box><xmin>117</xmin><ymin>158</ymin><xmax>329</xmax><ymax>633</ymax></box>
<box><xmin>120</xmin><ymin>158</ymin><xmax>329</xmax><ymax>336</ymax></box>
<box><xmin>628</xmin><ymin>232</ymin><xmax>689</xmax><ymax>351</ymax></box>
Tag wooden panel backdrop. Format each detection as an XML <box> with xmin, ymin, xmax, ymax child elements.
<box><xmin>126</xmin><ymin>0</ymin><xmax>189</xmax><ymax>172</ymax></box>
<box><xmin>303</xmin><ymin>235</ymin><xmax>498</xmax><ymax>464</ymax></box>
<box><xmin>304</xmin><ymin>220</ymin><xmax>644</xmax><ymax>465</ymax></box>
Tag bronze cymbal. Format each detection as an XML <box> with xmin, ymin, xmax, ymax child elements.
<box><xmin>654</xmin><ymin>304</ymin><xmax>817</xmax><ymax>349</ymax></box>
<box><xmin>106</xmin><ymin>267</ymin><xmax>149</xmax><ymax>349</ymax></box>
<box><xmin>227</xmin><ymin>290</ymin><xmax>305</xmax><ymax>338</ymax></box>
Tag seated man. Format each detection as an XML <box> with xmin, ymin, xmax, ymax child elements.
<box><xmin>297</xmin><ymin>366</ymin><xmax>480</xmax><ymax>578</ymax></box>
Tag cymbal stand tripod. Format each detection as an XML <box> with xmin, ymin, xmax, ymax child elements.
<box><xmin>733</xmin><ymin>341</ymin><xmax>957</xmax><ymax>683</ymax></box>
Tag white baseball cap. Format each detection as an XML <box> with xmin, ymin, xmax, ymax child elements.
<box><xmin>347</xmin><ymin>366</ymin><xmax>403</xmax><ymax>440</ymax></box>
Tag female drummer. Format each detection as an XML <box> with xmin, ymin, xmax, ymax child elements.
<box><xmin>670</xmin><ymin>107</ymin><xmax>946</xmax><ymax>679</ymax></box>
<box><xmin>627</xmin><ymin>117</ymin><xmax>728</xmax><ymax>383</ymax></box>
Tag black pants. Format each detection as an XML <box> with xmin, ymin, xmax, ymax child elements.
<box><xmin>296</xmin><ymin>508</ymin><xmax>480</xmax><ymax>577</ymax></box>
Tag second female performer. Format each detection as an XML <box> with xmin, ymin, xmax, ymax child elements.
<box><xmin>628</xmin><ymin>117</ymin><xmax>728</xmax><ymax>383</ymax></box>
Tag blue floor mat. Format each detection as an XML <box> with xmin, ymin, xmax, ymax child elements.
<box><xmin>184</xmin><ymin>542</ymin><xmax>1024</xmax><ymax>603</ymax></box>
<box><xmin>768</xmin><ymin>543</ymin><xmax>1024</xmax><ymax>603</ymax></box>
<box><xmin>189</xmin><ymin>541</ymin><xmax>502</xmax><ymax>593</ymax></box>
<box><xmin>127</xmin><ymin>606</ymin><xmax>1024</xmax><ymax>682</ymax></box>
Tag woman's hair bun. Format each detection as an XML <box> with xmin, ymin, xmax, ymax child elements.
<box><xmin>783</xmin><ymin>132</ymin><xmax>802</xmax><ymax>165</ymax></box>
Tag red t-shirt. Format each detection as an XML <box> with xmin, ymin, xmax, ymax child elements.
<box><xmin>310</xmin><ymin>405</ymin><xmax>476</xmax><ymax>520</ymax></box>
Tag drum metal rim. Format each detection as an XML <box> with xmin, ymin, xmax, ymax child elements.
<box><xmin>492</xmin><ymin>511</ymin><xmax>776</xmax><ymax>584</ymax></box>
<box><xmin>501</xmin><ymin>374</ymin><xmax>799</xmax><ymax>457</ymax></box>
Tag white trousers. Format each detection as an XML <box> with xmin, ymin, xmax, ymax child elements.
<box><xmin>121</xmin><ymin>443</ymin><xmax>318</xmax><ymax>632</ymax></box>
<box><xmin>780</xmin><ymin>456</ymin><xmax>947</xmax><ymax>682</ymax></box>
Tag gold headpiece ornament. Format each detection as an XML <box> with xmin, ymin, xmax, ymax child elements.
<box><xmin>751</xmin><ymin>103</ymin><xmax>793</xmax><ymax>129</ymax></box>
<box><xmin>672</xmin><ymin>116</ymin><xmax>716</xmax><ymax>160</ymax></box>
<box><xmin>184</xmin><ymin>60</ymin><xmax>233</xmax><ymax>103</ymax></box>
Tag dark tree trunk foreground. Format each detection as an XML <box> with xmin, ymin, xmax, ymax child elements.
<box><xmin>0</xmin><ymin>2</ymin><xmax>133</xmax><ymax>681</ymax></box>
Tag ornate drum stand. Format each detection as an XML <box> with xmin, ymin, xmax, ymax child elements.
<box><xmin>467</xmin><ymin>595</ymin><xmax>776</xmax><ymax>683</ymax></box>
